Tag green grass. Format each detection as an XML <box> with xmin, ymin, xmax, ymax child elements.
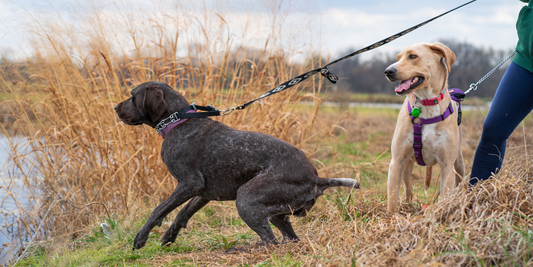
<box><xmin>16</xmin><ymin>222</ymin><xmax>157</xmax><ymax>266</ymax></box>
<box><xmin>14</xmin><ymin>211</ymin><xmax>256</xmax><ymax>266</ymax></box>
<box><xmin>270</xmin><ymin>250</ymin><xmax>303</xmax><ymax>267</ymax></box>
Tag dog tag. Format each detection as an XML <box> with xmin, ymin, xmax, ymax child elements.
<box><xmin>410</xmin><ymin>107</ymin><xmax>421</xmax><ymax>118</ymax></box>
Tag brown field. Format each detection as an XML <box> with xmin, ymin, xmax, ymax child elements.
<box><xmin>1</xmin><ymin>1</ymin><xmax>533</xmax><ymax>266</ymax></box>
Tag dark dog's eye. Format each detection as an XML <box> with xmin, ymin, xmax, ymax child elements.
<box><xmin>409</xmin><ymin>54</ymin><xmax>418</xmax><ymax>60</ymax></box>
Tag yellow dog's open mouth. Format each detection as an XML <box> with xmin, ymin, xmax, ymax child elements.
<box><xmin>395</xmin><ymin>76</ymin><xmax>424</xmax><ymax>94</ymax></box>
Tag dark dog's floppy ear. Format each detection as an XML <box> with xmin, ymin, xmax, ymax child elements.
<box><xmin>429</xmin><ymin>42</ymin><xmax>456</xmax><ymax>74</ymax></box>
<box><xmin>143</xmin><ymin>86</ymin><xmax>167</xmax><ymax>122</ymax></box>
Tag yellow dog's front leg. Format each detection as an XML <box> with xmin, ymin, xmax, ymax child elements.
<box><xmin>387</xmin><ymin>157</ymin><xmax>408</xmax><ymax>213</ymax></box>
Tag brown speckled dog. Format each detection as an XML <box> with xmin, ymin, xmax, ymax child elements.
<box><xmin>114</xmin><ymin>81</ymin><xmax>360</xmax><ymax>250</ymax></box>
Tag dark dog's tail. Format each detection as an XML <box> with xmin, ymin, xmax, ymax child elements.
<box><xmin>317</xmin><ymin>178</ymin><xmax>360</xmax><ymax>192</ymax></box>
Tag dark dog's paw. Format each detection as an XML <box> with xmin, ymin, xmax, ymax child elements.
<box><xmin>161</xmin><ymin>231</ymin><xmax>178</xmax><ymax>247</ymax></box>
<box><xmin>133</xmin><ymin>230</ymin><xmax>149</xmax><ymax>250</ymax></box>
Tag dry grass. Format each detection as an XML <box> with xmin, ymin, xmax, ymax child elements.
<box><xmin>1</xmin><ymin>0</ymin><xmax>533</xmax><ymax>266</ymax></box>
<box><xmin>126</xmin><ymin>117</ymin><xmax>533</xmax><ymax>266</ymax></box>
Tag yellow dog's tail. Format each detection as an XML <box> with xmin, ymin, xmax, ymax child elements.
<box><xmin>424</xmin><ymin>166</ymin><xmax>433</xmax><ymax>196</ymax></box>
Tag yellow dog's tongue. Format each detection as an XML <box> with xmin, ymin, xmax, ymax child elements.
<box><xmin>395</xmin><ymin>78</ymin><xmax>414</xmax><ymax>93</ymax></box>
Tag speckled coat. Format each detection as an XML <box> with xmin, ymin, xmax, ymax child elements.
<box><xmin>114</xmin><ymin>81</ymin><xmax>359</xmax><ymax>250</ymax></box>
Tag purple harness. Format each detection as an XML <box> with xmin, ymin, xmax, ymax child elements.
<box><xmin>407</xmin><ymin>88</ymin><xmax>464</xmax><ymax>166</ymax></box>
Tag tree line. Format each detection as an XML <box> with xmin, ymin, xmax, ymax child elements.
<box><xmin>1</xmin><ymin>38</ymin><xmax>512</xmax><ymax>99</ymax></box>
<box><xmin>328</xmin><ymin>39</ymin><xmax>514</xmax><ymax>98</ymax></box>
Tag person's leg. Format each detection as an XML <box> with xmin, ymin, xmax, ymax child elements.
<box><xmin>470</xmin><ymin>62</ymin><xmax>533</xmax><ymax>186</ymax></box>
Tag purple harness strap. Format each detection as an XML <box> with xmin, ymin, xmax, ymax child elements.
<box><xmin>407</xmin><ymin>88</ymin><xmax>464</xmax><ymax>166</ymax></box>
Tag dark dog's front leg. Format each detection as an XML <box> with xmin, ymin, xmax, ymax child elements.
<box><xmin>161</xmin><ymin>196</ymin><xmax>210</xmax><ymax>246</ymax></box>
<box><xmin>133</xmin><ymin>184</ymin><xmax>198</xmax><ymax>250</ymax></box>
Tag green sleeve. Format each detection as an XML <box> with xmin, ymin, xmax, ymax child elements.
<box><xmin>513</xmin><ymin>0</ymin><xmax>533</xmax><ymax>72</ymax></box>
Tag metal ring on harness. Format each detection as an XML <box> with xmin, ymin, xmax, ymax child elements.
<box><xmin>465</xmin><ymin>83</ymin><xmax>478</xmax><ymax>95</ymax></box>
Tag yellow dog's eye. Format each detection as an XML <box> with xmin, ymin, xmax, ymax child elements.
<box><xmin>409</xmin><ymin>54</ymin><xmax>418</xmax><ymax>59</ymax></box>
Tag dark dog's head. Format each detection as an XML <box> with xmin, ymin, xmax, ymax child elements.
<box><xmin>114</xmin><ymin>81</ymin><xmax>190</xmax><ymax>128</ymax></box>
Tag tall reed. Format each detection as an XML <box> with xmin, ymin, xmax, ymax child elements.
<box><xmin>0</xmin><ymin>0</ymin><xmax>331</xmax><ymax>253</ymax></box>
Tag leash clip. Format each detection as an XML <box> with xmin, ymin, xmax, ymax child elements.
<box><xmin>465</xmin><ymin>83</ymin><xmax>478</xmax><ymax>95</ymax></box>
<box><xmin>221</xmin><ymin>108</ymin><xmax>235</xmax><ymax>116</ymax></box>
<box><xmin>220</xmin><ymin>104</ymin><xmax>245</xmax><ymax>116</ymax></box>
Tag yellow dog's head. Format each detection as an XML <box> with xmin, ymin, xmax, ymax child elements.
<box><xmin>384</xmin><ymin>42</ymin><xmax>455</xmax><ymax>97</ymax></box>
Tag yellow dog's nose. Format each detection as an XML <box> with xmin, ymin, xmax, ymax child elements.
<box><xmin>384</xmin><ymin>66</ymin><xmax>397</xmax><ymax>77</ymax></box>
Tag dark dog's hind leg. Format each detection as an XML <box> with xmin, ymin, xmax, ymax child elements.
<box><xmin>235</xmin><ymin>171</ymin><xmax>315</xmax><ymax>246</ymax></box>
<box><xmin>269</xmin><ymin>214</ymin><xmax>299</xmax><ymax>243</ymax></box>
<box><xmin>236</xmin><ymin>208</ymin><xmax>278</xmax><ymax>245</ymax></box>
<box><xmin>161</xmin><ymin>196</ymin><xmax>210</xmax><ymax>246</ymax></box>
<box><xmin>235</xmin><ymin>191</ymin><xmax>277</xmax><ymax>245</ymax></box>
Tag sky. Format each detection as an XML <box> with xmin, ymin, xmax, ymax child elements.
<box><xmin>0</xmin><ymin>0</ymin><xmax>526</xmax><ymax>61</ymax></box>
<box><xmin>318</xmin><ymin>0</ymin><xmax>523</xmax><ymax>57</ymax></box>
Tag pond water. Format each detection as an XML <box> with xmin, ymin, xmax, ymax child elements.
<box><xmin>0</xmin><ymin>136</ymin><xmax>36</xmax><ymax>265</ymax></box>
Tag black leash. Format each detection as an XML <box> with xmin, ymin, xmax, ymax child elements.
<box><xmin>170</xmin><ymin>0</ymin><xmax>477</xmax><ymax>120</ymax></box>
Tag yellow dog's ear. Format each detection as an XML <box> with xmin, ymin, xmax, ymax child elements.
<box><xmin>429</xmin><ymin>42</ymin><xmax>456</xmax><ymax>74</ymax></box>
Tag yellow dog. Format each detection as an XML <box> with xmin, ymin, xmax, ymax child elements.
<box><xmin>384</xmin><ymin>42</ymin><xmax>464</xmax><ymax>213</ymax></box>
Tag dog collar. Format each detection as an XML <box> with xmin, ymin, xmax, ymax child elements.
<box><xmin>420</xmin><ymin>92</ymin><xmax>444</xmax><ymax>105</ymax></box>
<box><xmin>156</xmin><ymin>103</ymin><xmax>222</xmax><ymax>138</ymax></box>
<box><xmin>156</xmin><ymin>104</ymin><xmax>199</xmax><ymax>138</ymax></box>
<box><xmin>158</xmin><ymin>110</ymin><xmax>196</xmax><ymax>138</ymax></box>
<box><xmin>414</xmin><ymin>88</ymin><xmax>447</xmax><ymax>106</ymax></box>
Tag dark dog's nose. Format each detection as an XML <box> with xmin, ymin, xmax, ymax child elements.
<box><xmin>384</xmin><ymin>67</ymin><xmax>397</xmax><ymax>77</ymax></box>
<box><xmin>114</xmin><ymin>104</ymin><xmax>119</xmax><ymax>110</ymax></box>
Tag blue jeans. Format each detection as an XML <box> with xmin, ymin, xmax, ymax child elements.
<box><xmin>470</xmin><ymin>62</ymin><xmax>533</xmax><ymax>186</ymax></box>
